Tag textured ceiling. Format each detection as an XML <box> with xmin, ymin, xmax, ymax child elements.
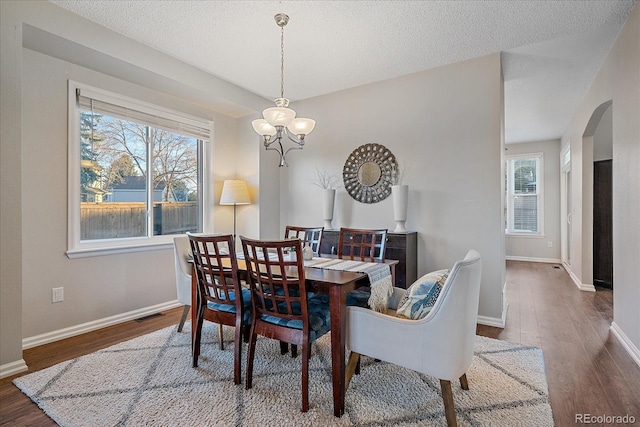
<box><xmin>49</xmin><ymin>0</ymin><xmax>636</xmax><ymax>143</ymax></box>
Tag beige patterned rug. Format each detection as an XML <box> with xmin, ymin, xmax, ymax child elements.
<box><xmin>14</xmin><ymin>322</ymin><xmax>554</xmax><ymax>426</ymax></box>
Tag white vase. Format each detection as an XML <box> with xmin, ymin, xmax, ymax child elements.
<box><xmin>322</xmin><ymin>188</ymin><xmax>336</xmax><ymax>230</ymax></box>
<box><xmin>392</xmin><ymin>185</ymin><xmax>408</xmax><ymax>232</ymax></box>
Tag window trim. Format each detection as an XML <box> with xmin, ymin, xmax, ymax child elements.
<box><xmin>505</xmin><ymin>152</ymin><xmax>544</xmax><ymax>237</ymax></box>
<box><xmin>67</xmin><ymin>80</ymin><xmax>213</xmax><ymax>258</ymax></box>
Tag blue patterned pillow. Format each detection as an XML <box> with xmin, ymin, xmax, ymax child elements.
<box><xmin>396</xmin><ymin>269</ymin><xmax>449</xmax><ymax>319</ymax></box>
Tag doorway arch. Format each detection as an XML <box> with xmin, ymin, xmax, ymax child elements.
<box><xmin>579</xmin><ymin>100</ymin><xmax>613</xmax><ymax>291</ymax></box>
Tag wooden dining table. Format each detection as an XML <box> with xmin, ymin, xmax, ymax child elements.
<box><xmin>190</xmin><ymin>255</ymin><xmax>397</xmax><ymax>417</ymax></box>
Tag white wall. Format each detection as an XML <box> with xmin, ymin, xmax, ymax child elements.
<box><xmin>278</xmin><ymin>54</ymin><xmax>506</xmax><ymax>324</ymax></box>
<box><xmin>0</xmin><ymin>1</ymin><xmax>265</xmax><ymax>374</ymax></box>
<box><xmin>593</xmin><ymin>103</ymin><xmax>613</xmax><ymax>161</ymax></box>
<box><xmin>561</xmin><ymin>4</ymin><xmax>640</xmax><ymax>358</ymax></box>
<box><xmin>505</xmin><ymin>139</ymin><xmax>561</xmax><ymax>263</ymax></box>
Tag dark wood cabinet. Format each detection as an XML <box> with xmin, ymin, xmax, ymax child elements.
<box><xmin>319</xmin><ymin>230</ymin><xmax>417</xmax><ymax>288</ymax></box>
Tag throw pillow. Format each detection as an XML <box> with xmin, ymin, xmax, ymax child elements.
<box><xmin>396</xmin><ymin>269</ymin><xmax>449</xmax><ymax>320</ymax></box>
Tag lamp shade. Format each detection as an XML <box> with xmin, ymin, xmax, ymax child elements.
<box><xmin>252</xmin><ymin>119</ymin><xmax>277</xmax><ymax>137</ymax></box>
<box><xmin>287</xmin><ymin>117</ymin><xmax>316</xmax><ymax>136</ymax></box>
<box><xmin>220</xmin><ymin>180</ymin><xmax>251</xmax><ymax>205</ymax></box>
<box><xmin>263</xmin><ymin>106</ymin><xmax>295</xmax><ymax>127</ymax></box>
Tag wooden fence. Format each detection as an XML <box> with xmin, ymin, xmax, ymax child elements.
<box><xmin>80</xmin><ymin>202</ymin><xmax>198</xmax><ymax>239</ymax></box>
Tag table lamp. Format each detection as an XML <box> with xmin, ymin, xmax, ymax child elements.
<box><xmin>220</xmin><ymin>180</ymin><xmax>251</xmax><ymax>244</ymax></box>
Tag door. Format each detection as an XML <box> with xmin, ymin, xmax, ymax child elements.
<box><xmin>561</xmin><ymin>166</ymin><xmax>572</xmax><ymax>268</ymax></box>
<box><xmin>593</xmin><ymin>160</ymin><xmax>613</xmax><ymax>288</ymax></box>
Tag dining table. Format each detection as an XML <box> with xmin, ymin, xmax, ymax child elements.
<box><xmin>190</xmin><ymin>254</ymin><xmax>398</xmax><ymax>417</ymax></box>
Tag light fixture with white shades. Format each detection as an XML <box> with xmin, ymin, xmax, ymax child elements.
<box><xmin>252</xmin><ymin>13</ymin><xmax>316</xmax><ymax>167</ymax></box>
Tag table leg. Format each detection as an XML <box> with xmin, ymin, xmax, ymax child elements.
<box><xmin>329</xmin><ymin>284</ymin><xmax>348</xmax><ymax>417</ymax></box>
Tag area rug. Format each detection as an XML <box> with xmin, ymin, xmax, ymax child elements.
<box><xmin>14</xmin><ymin>322</ymin><xmax>554</xmax><ymax>426</ymax></box>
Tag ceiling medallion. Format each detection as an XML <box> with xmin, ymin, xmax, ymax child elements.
<box><xmin>343</xmin><ymin>143</ymin><xmax>397</xmax><ymax>204</ymax></box>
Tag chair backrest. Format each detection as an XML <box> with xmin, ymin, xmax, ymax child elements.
<box><xmin>173</xmin><ymin>235</ymin><xmax>192</xmax><ymax>304</ymax></box>
<box><xmin>338</xmin><ymin>227</ymin><xmax>388</xmax><ymax>261</ymax></box>
<box><xmin>284</xmin><ymin>225</ymin><xmax>324</xmax><ymax>256</ymax></box>
<box><xmin>241</xmin><ymin>237</ymin><xmax>310</xmax><ymax>332</ymax></box>
<box><xmin>420</xmin><ymin>250</ymin><xmax>482</xmax><ymax>378</ymax></box>
<box><xmin>173</xmin><ymin>235</ymin><xmax>192</xmax><ymax>276</ymax></box>
<box><xmin>188</xmin><ymin>234</ymin><xmax>244</xmax><ymax>312</ymax></box>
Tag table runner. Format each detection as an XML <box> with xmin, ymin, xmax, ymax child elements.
<box><xmin>305</xmin><ymin>258</ymin><xmax>393</xmax><ymax>312</ymax></box>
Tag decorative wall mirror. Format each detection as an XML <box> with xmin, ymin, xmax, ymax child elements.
<box><xmin>343</xmin><ymin>143</ymin><xmax>397</xmax><ymax>204</ymax></box>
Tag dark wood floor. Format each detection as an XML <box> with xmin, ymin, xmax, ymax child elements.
<box><xmin>477</xmin><ymin>261</ymin><xmax>640</xmax><ymax>425</ymax></box>
<box><xmin>1</xmin><ymin>261</ymin><xmax>639</xmax><ymax>426</ymax></box>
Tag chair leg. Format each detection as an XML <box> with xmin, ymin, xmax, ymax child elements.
<box><xmin>459</xmin><ymin>373</ymin><xmax>469</xmax><ymax>390</ymax></box>
<box><xmin>218</xmin><ymin>324</ymin><xmax>224</xmax><ymax>350</ymax></box>
<box><xmin>233</xmin><ymin>320</ymin><xmax>243</xmax><ymax>385</ymax></box>
<box><xmin>192</xmin><ymin>307</ymin><xmax>204</xmax><ymax>368</ymax></box>
<box><xmin>245</xmin><ymin>324</ymin><xmax>258</xmax><ymax>390</ymax></box>
<box><xmin>355</xmin><ymin>355</ymin><xmax>361</xmax><ymax>375</ymax></box>
<box><xmin>291</xmin><ymin>344</ymin><xmax>298</xmax><ymax>358</ymax></box>
<box><xmin>177</xmin><ymin>305</ymin><xmax>190</xmax><ymax>332</ymax></box>
<box><xmin>439</xmin><ymin>379</ymin><xmax>457</xmax><ymax>427</ymax></box>
<box><xmin>280</xmin><ymin>341</ymin><xmax>289</xmax><ymax>355</ymax></box>
<box><xmin>301</xmin><ymin>341</ymin><xmax>310</xmax><ymax>412</ymax></box>
<box><xmin>345</xmin><ymin>352</ymin><xmax>360</xmax><ymax>391</ymax></box>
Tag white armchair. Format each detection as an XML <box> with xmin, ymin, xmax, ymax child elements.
<box><xmin>173</xmin><ymin>235</ymin><xmax>192</xmax><ymax>332</ymax></box>
<box><xmin>345</xmin><ymin>250</ymin><xmax>482</xmax><ymax>427</ymax></box>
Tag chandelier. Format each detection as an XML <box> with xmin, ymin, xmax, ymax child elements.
<box><xmin>252</xmin><ymin>13</ymin><xmax>316</xmax><ymax>167</ymax></box>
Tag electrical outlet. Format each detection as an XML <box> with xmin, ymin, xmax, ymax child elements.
<box><xmin>547</xmin><ymin>241</ymin><xmax>553</xmax><ymax>248</ymax></box>
<box><xmin>52</xmin><ymin>287</ymin><xmax>64</xmax><ymax>303</ymax></box>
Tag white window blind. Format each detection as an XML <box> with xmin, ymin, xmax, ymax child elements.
<box><xmin>505</xmin><ymin>153</ymin><xmax>544</xmax><ymax>235</ymax></box>
<box><xmin>77</xmin><ymin>88</ymin><xmax>211</xmax><ymax>141</ymax></box>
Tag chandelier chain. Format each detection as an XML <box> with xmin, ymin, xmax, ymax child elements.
<box><xmin>280</xmin><ymin>25</ymin><xmax>285</xmax><ymax>99</ymax></box>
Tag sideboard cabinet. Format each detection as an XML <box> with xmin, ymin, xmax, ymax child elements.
<box><xmin>319</xmin><ymin>230</ymin><xmax>417</xmax><ymax>289</ymax></box>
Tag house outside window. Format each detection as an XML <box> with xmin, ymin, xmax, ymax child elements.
<box><xmin>69</xmin><ymin>81</ymin><xmax>212</xmax><ymax>257</ymax></box>
<box><xmin>505</xmin><ymin>153</ymin><xmax>544</xmax><ymax>236</ymax></box>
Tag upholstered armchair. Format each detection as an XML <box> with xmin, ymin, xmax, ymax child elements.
<box><xmin>173</xmin><ymin>235</ymin><xmax>192</xmax><ymax>332</ymax></box>
<box><xmin>345</xmin><ymin>250</ymin><xmax>482</xmax><ymax>427</ymax></box>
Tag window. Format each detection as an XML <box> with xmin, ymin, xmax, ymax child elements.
<box><xmin>505</xmin><ymin>153</ymin><xmax>543</xmax><ymax>235</ymax></box>
<box><xmin>68</xmin><ymin>82</ymin><xmax>212</xmax><ymax>257</ymax></box>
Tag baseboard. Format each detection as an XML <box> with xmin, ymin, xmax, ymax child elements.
<box><xmin>565</xmin><ymin>267</ymin><xmax>596</xmax><ymax>292</ymax></box>
<box><xmin>0</xmin><ymin>359</ymin><xmax>28</xmax><ymax>379</ymax></box>
<box><xmin>477</xmin><ymin>314</ymin><xmax>506</xmax><ymax>328</ymax></box>
<box><xmin>506</xmin><ymin>256</ymin><xmax>562</xmax><ymax>264</ymax></box>
<box><xmin>477</xmin><ymin>282</ymin><xmax>508</xmax><ymax>328</ymax></box>
<box><xmin>610</xmin><ymin>322</ymin><xmax>640</xmax><ymax>368</ymax></box>
<box><xmin>22</xmin><ymin>301</ymin><xmax>182</xmax><ymax>350</ymax></box>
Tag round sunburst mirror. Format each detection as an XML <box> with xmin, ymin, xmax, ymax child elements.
<box><xmin>343</xmin><ymin>143</ymin><xmax>397</xmax><ymax>204</ymax></box>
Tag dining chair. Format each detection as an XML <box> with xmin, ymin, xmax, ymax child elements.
<box><xmin>338</xmin><ymin>227</ymin><xmax>388</xmax><ymax>261</ymax></box>
<box><xmin>189</xmin><ymin>233</ymin><xmax>251</xmax><ymax>385</ymax></box>
<box><xmin>241</xmin><ymin>236</ymin><xmax>331</xmax><ymax>412</ymax></box>
<box><xmin>282</xmin><ymin>225</ymin><xmax>325</xmax><ymax>357</ymax></box>
<box><xmin>345</xmin><ymin>250</ymin><xmax>482</xmax><ymax>427</ymax></box>
<box><xmin>339</xmin><ymin>228</ymin><xmax>389</xmax><ymax>310</ymax></box>
<box><xmin>284</xmin><ymin>225</ymin><xmax>324</xmax><ymax>256</ymax></box>
<box><xmin>173</xmin><ymin>235</ymin><xmax>192</xmax><ymax>332</ymax></box>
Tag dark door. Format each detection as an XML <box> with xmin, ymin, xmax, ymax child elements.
<box><xmin>593</xmin><ymin>159</ymin><xmax>613</xmax><ymax>288</ymax></box>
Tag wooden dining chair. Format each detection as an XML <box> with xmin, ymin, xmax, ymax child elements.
<box><xmin>241</xmin><ymin>236</ymin><xmax>331</xmax><ymax>412</ymax></box>
<box><xmin>339</xmin><ymin>228</ymin><xmax>390</xmax><ymax>328</ymax></box>
<box><xmin>338</xmin><ymin>227</ymin><xmax>388</xmax><ymax>261</ymax></box>
<box><xmin>189</xmin><ymin>233</ymin><xmax>251</xmax><ymax>385</ymax></box>
<box><xmin>284</xmin><ymin>225</ymin><xmax>324</xmax><ymax>256</ymax></box>
<box><xmin>282</xmin><ymin>226</ymin><xmax>325</xmax><ymax>357</ymax></box>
